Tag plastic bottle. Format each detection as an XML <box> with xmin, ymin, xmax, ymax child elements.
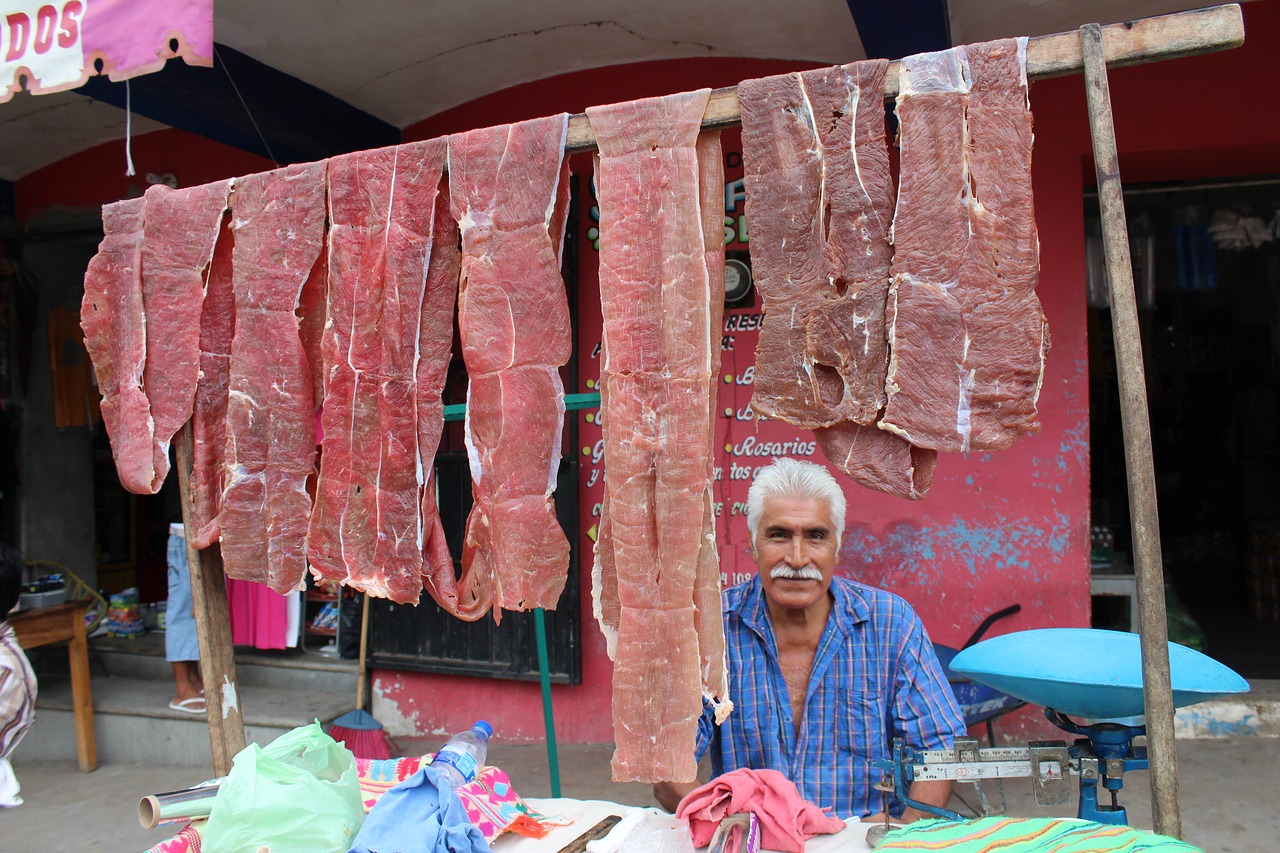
<box><xmin>429</xmin><ymin>720</ymin><xmax>492</xmax><ymax>788</ymax></box>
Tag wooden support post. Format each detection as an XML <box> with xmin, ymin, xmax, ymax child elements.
<box><xmin>174</xmin><ymin>422</ymin><xmax>247</xmax><ymax>776</ymax></box>
<box><xmin>1079</xmin><ymin>22</ymin><xmax>1181</xmax><ymax>839</ymax></box>
<box><xmin>66</xmin><ymin>603</ymin><xmax>97</xmax><ymax>772</ymax></box>
<box><xmin>356</xmin><ymin>593</ymin><xmax>370</xmax><ymax>711</ymax></box>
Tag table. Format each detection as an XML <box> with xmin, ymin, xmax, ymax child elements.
<box><xmin>493</xmin><ymin>798</ymin><xmax>875</xmax><ymax>852</ymax></box>
<box><xmin>8</xmin><ymin>600</ymin><xmax>97</xmax><ymax>771</ymax></box>
<box><xmin>1090</xmin><ymin>566</ymin><xmax>1139</xmax><ymax>633</ymax></box>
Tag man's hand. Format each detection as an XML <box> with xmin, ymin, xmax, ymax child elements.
<box><xmin>653</xmin><ymin>779</ymin><xmax>702</xmax><ymax>813</ymax></box>
<box><xmin>863</xmin><ymin>780</ymin><xmax>953</xmax><ymax>825</ymax></box>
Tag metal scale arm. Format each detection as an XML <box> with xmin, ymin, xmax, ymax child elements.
<box><xmin>874</xmin><ymin>709</ymin><xmax>1149</xmax><ymax>826</ymax></box>
<box><xmin>875</xmin><ymin>736</ymin><xmax>1075</xmax><ymax>824</ymax></box>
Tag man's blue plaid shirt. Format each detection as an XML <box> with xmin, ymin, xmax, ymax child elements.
<box><xmin>695</xmin><ymin>575</ymin><xmax>965</xmax><ymax>819</ymax></box>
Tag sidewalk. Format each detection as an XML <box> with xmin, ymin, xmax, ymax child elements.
<box><xmin>5</xmin><ymin>737</ymin><xmax>1278</xmax><ymax>852</ymax></box>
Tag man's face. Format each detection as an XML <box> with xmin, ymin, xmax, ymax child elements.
<box><xmin>753</xmin><ymin>493</ymin><xmax>839</xmax><ymax>614</ymax></box>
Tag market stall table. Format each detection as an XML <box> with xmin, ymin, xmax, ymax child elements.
<box><xmin>9</xmin><ymin>600</ymin><xmax>97</xmax><ymax>771</ymax></box>
<box><xmin>493</xmin><ymin>798</ymin><xmax>874</xmax><ymax>852</ymax></box>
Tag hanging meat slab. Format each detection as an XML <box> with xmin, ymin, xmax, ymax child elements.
<box><xmin>814</xmin><ymin>422</ymin><xmax>936</xmax><ymax>500</ymax></box>
<box><xmin>81</xmin><ymin>196</ymin><xmax>153</xmax><ymax>494</ymax></box>
<box><xmin>739</xmin><ymin>61</ymin><xmax>935</xmax><ymax>499</ymax></box>
<box><xmin>219</xmin><ymin>162</ymin><xmax>326</xmax><ymax>594</ymax></box>
<box><xmin>189</xmin><ymin>213</ymin><xmax>235</xmax><ymax>549</ymax></box>
<box><xmin>590</xmin><ymin>132</ymin><xmax>732</xmax><ymax>709</ymax></box>
<box><xmin>308</xmin><ymin>140</ymin><xmax>449</xmax><ymax>604</ymax></box>
<box><xmin>881</xmin><ymin>39</ymin><xmax>1049</xmax><ymax>453</ymax></box>
<box><xmin>139</xmin><ymin>180</ymin><xmax>232</xmax><ymax>493</ymax></box>
<box><xmin>448</xmin><ymin>114</ymin><xmax>573</xmax><ymax>618</ymax></box>
<box><xmin>741</xmin><ymin>60</ymin><xmax>894</xmax><ymax>429</ymax></box>
<box><xmin>588</xmin><ymin>89</ymin><xmax>730</xmax><ymax>783</ymax></box>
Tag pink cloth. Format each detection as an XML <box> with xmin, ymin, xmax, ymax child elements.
<box><xmin>676</xmin><ymin>768</ymin><xmax>846</xmax><ymax>853</ymax></box>
<box><xmin>226</xmin><ymin>578</ymin><xmax>291</xmax><ymax>649</ymax></box>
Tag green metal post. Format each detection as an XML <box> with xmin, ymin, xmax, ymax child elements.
<box><xmin>533</xmin><ymin>608</ymin><xmax>561</xmax><ymax>797</ymax></box>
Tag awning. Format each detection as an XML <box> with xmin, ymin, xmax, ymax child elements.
<box><xmin>1</xmin><ymin>0</ymin><xmax>212</xmax><ymax>103</ymax></box>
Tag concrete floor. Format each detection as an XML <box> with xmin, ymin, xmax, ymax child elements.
<box><xmin>4</xmin><ymin>737</ymin><xmax>1277</xmax><ymax>852</ymax></box>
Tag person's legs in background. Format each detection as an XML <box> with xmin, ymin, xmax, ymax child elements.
<box><xmin>166</xmin><ymin>527</ymin><xmax>204</xmax><ymax>713</ymax></box>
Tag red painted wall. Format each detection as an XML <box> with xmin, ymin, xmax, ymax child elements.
<box><xmin>15</xmin><ymin>127</ymin><xmax>273</xmax><ymax>222</ymax></box>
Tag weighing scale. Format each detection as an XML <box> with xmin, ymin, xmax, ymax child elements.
<box><xmin>873</xmin><ymin>629</ymin><xmax>1249</xmax><ymax>825</ymax></box>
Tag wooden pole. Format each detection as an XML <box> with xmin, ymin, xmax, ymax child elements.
<box><xmin>563</xmin><ymin>4</ymin><xmax>1244</xmax><ymax>153</ymax></box>
<box><xmin>174</xmin><ymin>422</ymin><xmax>247</xmax><ymax>776</ymax></box>
<box><xmin>1079</xmin><ymin>22</ymin><xmax>1181</xmax><ymax>839</ymax></box>
<box><xmin>356</xmin><ymin>593</ymin><xmax>370</xmax><ymax>711</ymax></box>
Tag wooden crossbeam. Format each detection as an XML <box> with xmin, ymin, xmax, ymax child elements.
<box><xmin>564</xmin><ymin>4</ymin><xmax>1244</xmax><ymax>153</ymax></box>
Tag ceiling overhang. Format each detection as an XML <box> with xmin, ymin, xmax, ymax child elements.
<box><xmin>0</xmin><ymin>0</ymin><xmax>1239</xmax><ymax>186</ymax></box>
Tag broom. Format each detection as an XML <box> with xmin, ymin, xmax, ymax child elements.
<box><xmin>329</xmin><ymin>594</ymin><xmax>395</xmax><ymax>759</ymax></box>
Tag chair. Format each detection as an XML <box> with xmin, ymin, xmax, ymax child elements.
<box><xmin>933</xmin><ymin>604</ymin><xmax>1026</xmax><ymax>816</ymax></box>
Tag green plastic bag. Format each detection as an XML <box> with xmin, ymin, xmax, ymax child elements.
<box><xmin>203</xmin><ymin>721</ymin><xmax>365</xmax><ymax>853</ymax></box>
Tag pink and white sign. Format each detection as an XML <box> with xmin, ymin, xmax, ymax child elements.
<box><xmin>1</xmin><ymin>0</ymin><xmax>212</xmax><ymax>103</ymax></box>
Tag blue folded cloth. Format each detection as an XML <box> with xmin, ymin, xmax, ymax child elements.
<box><xmin>348</xmin><ymin>765</ymin><xmax>491</xmax><ymax>853</ymax></box>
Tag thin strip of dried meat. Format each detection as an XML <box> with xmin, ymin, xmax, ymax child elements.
<box><xmin>881</xmin><ymin>40</ymin><xmax>1048</xmax><ymax>452</ymax></box>
<box><xmin>81</xmin><ymin>196</ymin><xmax>153</xmax><ymax>494</ymax></box>
<box><xmin>693</xmin><ymin>130</ymin><xmax>731</xmax><ymax>719</ymax></box>
<box><xmin>308</xmin><ymin>140</ymin><xmax>449</xmax><ymax>604</ymax></box>
<box><xmin>417</xmin><ymin>171</ymin><xmax>474</xmax><ymax>618</ymax></box>
<box><xmin>588</xmin><ymin>89</ymin><xmax>728</xmax><ymax>783</ymax></box>
<box><xmin>140</xmin><ymin>180</ymin><xmax>232</xmax><ymax>493</ymax></box>
<box><xmin>220</xmin><ymin>162</ymin><xmax>326</xmax><ymax>594</ymax></box>
<box><xmin>448</xmin><ymin>114</ymin><xmax>572</xmax><ymax>619</ymax></box>
<box><xmin>189</xmin><ymin>212</ymin><xmax>235</xmax><ymax>549</ymax></box>
<box><xmin>297</xmin><ymin>227</ymin><xmax>329</xmax><ymax>415</ymax></box>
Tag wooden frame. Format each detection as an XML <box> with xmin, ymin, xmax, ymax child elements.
<box><xmin>178</xmin><ymin>9</ymin><xmax>1245</xmax><ymax>835</ymax></box>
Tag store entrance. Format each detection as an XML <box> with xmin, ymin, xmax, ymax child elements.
<box><xmin>1087</xmin><ymin>175</ymin><xmax>1280</xmax><ymax>679</ymax></box>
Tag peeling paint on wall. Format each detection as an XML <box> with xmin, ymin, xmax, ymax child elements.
<box><xmin>842</xmin><ymin>512</ymin><xmax>1075</xmax><ymax>583</ymax></box>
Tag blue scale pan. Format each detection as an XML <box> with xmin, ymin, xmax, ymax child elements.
<box><xmin>949</xmin><ymin>628</ymin><xmax>1249</xmax><ymax>719</ymax></box>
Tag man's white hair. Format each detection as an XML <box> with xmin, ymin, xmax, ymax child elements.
<box><xmin>746</xmin><ymin>457</ymin><xmax>846</xmax><ymax>548</ymax></box>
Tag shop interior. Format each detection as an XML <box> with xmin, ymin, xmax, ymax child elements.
<box><xmin>1087</xmin><ymin>175</ymin><xmax>1280</xmax><ymax>679</ymax></box>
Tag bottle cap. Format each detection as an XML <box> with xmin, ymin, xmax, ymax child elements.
<box><xmin>473</xmin><ymin>720</ymin><xmax>493</xmax><ymax>739</ymax></box>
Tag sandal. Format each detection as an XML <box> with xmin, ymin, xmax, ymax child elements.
<box><xmin>168</xmin><ymin>697</ymin><xmax>207</xmax><ymax>714</ymax></box>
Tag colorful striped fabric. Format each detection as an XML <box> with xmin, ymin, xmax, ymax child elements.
<box><xmin>353</xmin><ymin>754</ymin><xmax>429</xmax><ymax>812</ymax></box>
<box><xmin>355</xmin><ymin>752</ymin><xmax>555</xmax><ymax>838</ymax></box>
<box><xmin>0</xmin><ymin>622</ymin><xmax>37</xmax><ymax>762</ymax></box>
<box><xmin>876</xmin><ymin>817</ymin><xmax>1204</xmax><ymax>851</ymax></box>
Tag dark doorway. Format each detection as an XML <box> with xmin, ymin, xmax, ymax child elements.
<box><xmin>1087</xmin><ymin>175</ymin><xmax>1280</xmax><ymax>679</ymax></box>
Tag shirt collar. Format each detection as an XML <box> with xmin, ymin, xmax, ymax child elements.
<box><xmin>735</xmin><ymin>573</ymin><xmax>871</xmax><ymax>639</ymax></box>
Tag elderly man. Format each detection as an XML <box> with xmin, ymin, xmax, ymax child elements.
<box><xmin>654</xmin><ymin>457</ymin><xmax>965</xmax><ymax>821</ymax></box>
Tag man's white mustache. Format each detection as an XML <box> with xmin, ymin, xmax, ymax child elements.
<box><xmin>770</xmin><ymin>564</ymin><xmax>823</xmax><ymax>581</ymax></box>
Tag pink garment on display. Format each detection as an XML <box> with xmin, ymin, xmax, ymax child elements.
<box><xmin>676</xmin><ymin>768</ymin><xmax>846</xmax><ymax>853</ymax></box>
<box><xmin>226</xmin><ymin>579</ymin><xmax>293</xmax><ymax>650</ymax></box>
